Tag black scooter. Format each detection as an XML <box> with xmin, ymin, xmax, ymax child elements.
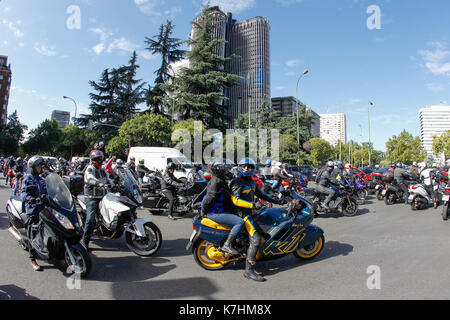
<box><xmin>6</xmin><ymin>173</ymin><xmax>91</xmax><ymax>277</ymax></box>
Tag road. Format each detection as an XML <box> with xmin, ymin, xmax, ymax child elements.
<box><xmin>1</xmin><ymin>176</ymin><xmax>450</xmax><ymax>300</ymax></box>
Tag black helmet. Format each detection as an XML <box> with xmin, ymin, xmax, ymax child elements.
<box><xmin>210</xmin><ymin>161</ymin><xmax>232</xmax><ymax>180</ymax></box>
<box><xmin>28</xmin><ymin>155</ymin><xmax>45</xmax><ymax>175</ymax></box>
<box><xmin>167</xmin><ymin>162</ymin><xmax>176</xmax><ymax>171</ymax></box>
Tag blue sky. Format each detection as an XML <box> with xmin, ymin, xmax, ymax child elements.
<box><xmin>1</xmin><ymin>0</ymin><xmax>450</xmax><ymax>152</ymax></box>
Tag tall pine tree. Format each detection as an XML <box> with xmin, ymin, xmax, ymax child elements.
<box><xmin>167</xmin><ymin>7</ymin><xmax>241</xmax><ymax>131</ymax></box>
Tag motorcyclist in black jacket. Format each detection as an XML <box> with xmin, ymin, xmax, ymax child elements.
<box><xmin>161</xmin><ymin>162</ymin><xmax>185</xmax><ymax>220</ymax></box>
<box><xmin>136</xmin><ymin>159</ymin><xmax>152</xmax><ymax>184</ymax></box>
<box><xmin>317</xmin><ymin>161</ymin><xmax>341</xmax><ymax>210</ymax></box>
<box><xmin>393</xmin><ymin>162</ymin><xmax>412</xmax><ymax>204</ymax></box>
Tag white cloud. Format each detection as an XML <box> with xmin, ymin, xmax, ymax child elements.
<box><xmin>92</xmin><ymin>43</ymin><xmax>106</xmax><ymax>55</ymax></box>
<box><xmin>203</xmin><ymin>0</ymin><xmax>256</xmax><ymax>14</ymax></box>
<box><xmin>2</xmin><ymin>19</ymin><xmax>24</xmax><ymax>38</ymax></box>
<box><xmin>418</xmin><ymin>41</ymin><xmax>450</xmax><ymax>76</ymax></box>
<box><xmin>276</xmin><ymin>0</ymin><xmax>305</xmax><ymax>6</ymax></box>
<box><xmin>34</xmin><ymin>43</ymin><xmax>57</xmax><ymax>56</ymax></box>
<box><xmin>285</xmin><ymin>59</ymin><xmax>302</xmax><ymax>67</ymax></box>
<box><xmin>427</xmin><ymin>83</ymin><xmax>444</xmax><ymax>93</ymax></box>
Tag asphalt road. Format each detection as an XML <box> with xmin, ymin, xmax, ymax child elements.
<box><xmin>1</xmin><ymin>176</ymin><xmax>450</xmax><ymax>301</ymax></box>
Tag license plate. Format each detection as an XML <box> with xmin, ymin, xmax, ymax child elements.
<box><xmin>382</xmin><ymin>190</ymin><xmax>386</xmax><ymax>195</ymax></box>
<box><xmin>443</xmin><ymin>195</ymin><xmax>450</xmax><ymax>202</ymax></box>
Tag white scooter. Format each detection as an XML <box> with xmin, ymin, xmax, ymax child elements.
<box><xmin>407</xmin><ymin>183</ymin><xmax>434</xmax><ymax>210</ymax></box>
<box><xmin>76</xmin><ymin>168</ymin><xmax>162</xmax><ymax>256</ymax></box>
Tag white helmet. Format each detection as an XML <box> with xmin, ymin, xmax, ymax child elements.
<box><xmin>412</xmin><ymin>162</ymin><xmax>418</xmax><ymax>166</ymax></box>
<box><xmin>418</xmin><ymin>162</ymin><xmax>426</xmax><ymax>171</ymax></box>
<box><xmin>345</xmin><ymin>163</ymin><xmax>351</xmax><ymax>169</ymax></box>
<box><xmin>432</xmin><ymin>163</ymin><xmax>438</xmax><ymax>168</ymax></box>
<box><xmin>274</xmin><ymin>161</ymin><xmax>282</xmax><ymax>169</ymax></box>
<box><xmin>446</xmin><ymin>159</ymin><xmax>450</xmax><ymax>166</ymax></box>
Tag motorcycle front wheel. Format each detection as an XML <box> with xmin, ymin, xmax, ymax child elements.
<box><xmin>442</xmin><ymin>203</ymin><xmax>449</xmax><ymax>221</ymax></box>
<box><xmin>293</xmin><ymin>235</ymin><xmax>324</xmax><ymax>260</ymax></box>
<box><xmin>64</xmin><ymin>246</ymin><xmax>92</xmax><ymax>278</ymax></box>
<box><xmin>384</xmin><ymin>192</ymin><xmax>396</xmax><ymax>205</ymax></box>
<box><xmin>125</xmin><ymin>222</ymin><xmax>162</xmax><ymax>257</ymax></box>
<box><xmin>342</xmin><ymin>199</ymin><xmax>358</xmax><ymax>216</ymax></box>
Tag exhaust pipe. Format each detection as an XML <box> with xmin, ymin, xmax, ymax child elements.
<box><xmin>8</xmin><ymin>227</ymin><xmax>22</xmax><ymax>242</ymax></box>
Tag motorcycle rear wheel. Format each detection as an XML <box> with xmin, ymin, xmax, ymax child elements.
<box><xmin>125</xmin><ymin>222</ymin><xmax>162</xmax><ymax>257</ymax></box>
<box><xmin>192</xmin><ymin>239</ymin><xmax>227</xmax><ymax>271</ymax></box>
<box><xmin>384</xmin><ymin>192</ymin><xmax>396</xmax><ymax>205</ymax></box>
<box><xmin>293</xmin><ymin>235</ymin><xmax>324</xmax><ymax>260</ymax></box>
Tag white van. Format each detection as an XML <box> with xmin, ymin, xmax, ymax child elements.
<box><xmin>127</xmin><ymin>147</ymin><xmax>195</xmax><ymax>180</ymax></box>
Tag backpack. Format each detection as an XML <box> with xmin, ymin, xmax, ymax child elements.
<box><xmin>315</xmin><ymin>168</ymin><xmax>325</xmax><ymax>183</ymax></box>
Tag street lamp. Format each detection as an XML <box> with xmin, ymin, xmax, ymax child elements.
<box><xmin>368</xmin><ymin>101</ymin><xmax>374</xmax><ymax>167</ymax></box>
<box><xmin>295</xmin><ymin>69</ymin><xmax>309</xmax><ymax>165</ymax></box>
<box><xmin>63</xmin><ymin>96</ymin><xmax>78</xmax><ymax>125</ymax></box>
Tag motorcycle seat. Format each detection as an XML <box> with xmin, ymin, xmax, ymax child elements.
<box><xmin>201</xmin><ymin>218</ymin><xmax>233</xmax><ymax>231</ymax></box>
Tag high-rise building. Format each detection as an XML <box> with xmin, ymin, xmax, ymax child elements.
<box><xmin>229</xmin><ymin>16</ymin><xmax>270</xmax><ymax>127</ymax></box>
<box><xmin>271</xmin><ymin>96</ymin><xmax>320</xmax><ymax>136</ymax></box>
<box><xmin>52</xmin><ymin>110</ymin><xmax>70</xmax><ymax>129</ymax></box>
<box><xmin>0</xmin><ymin>55</ymin><xmax>12</xmax><ymax>124</ymax></box>
<box><xmin>184</xmin><ymin>7</ymin><xmax>270</xmax><ymax>128</ymax></box>
<box><xmin>319</xmin><ymin>113</ymin><xmax>347</xmax><ymax>146</ymax></box>
<box><xmin>419</xmin><ymin>104</ymin><xmax>450</xmax><ymax>159</ymax></box>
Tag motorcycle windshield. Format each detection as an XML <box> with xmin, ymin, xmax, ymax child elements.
<box><xmin>45</xmin><ymin>173</ymin><xmax>74</xmax><ymax>210</ymax></box>
<box><xmin>117</xmin><ymin>168</ymin><xmax>142</xmax><ymax>204</ymax></box>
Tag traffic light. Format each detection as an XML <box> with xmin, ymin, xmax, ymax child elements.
<box><xmin>336</xmin><ymin>153</ymin><xmax>340</xmax><ymax>160</ymax></box>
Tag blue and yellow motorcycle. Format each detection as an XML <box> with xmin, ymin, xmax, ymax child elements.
<box><xmin>186</xmin><ymin>193</ymin><xmax>325</xmax><ymax>271</ymax></box>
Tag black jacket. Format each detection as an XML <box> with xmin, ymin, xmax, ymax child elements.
<box><xmin>318</xmin><ymin>169</ymin><xmax>339</xmax><ymax>187</ymax></box>
<box><xmin>201</xmin><ymin>176</ymin><xmax>236</xmax><ymax>215</ymax></box>
<box><xmin>136</xmin><ymin>164</ymin><xmax>151</xmax><ymax>179</ymax></box>
<box><xmin>161</xmin><ymin>170</ymin><xmax>184</xmax><ymax>191</ymax></box>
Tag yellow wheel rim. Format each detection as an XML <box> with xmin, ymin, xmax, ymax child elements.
<box><xmin>295</xmin><ymin>236</ymin><xmax>323</xmax><ymax>259</ymax></box>
<box><xmin>195</xmin><ymin>240</ymin><xmax>225</xmax><ymax>269</ymax></box>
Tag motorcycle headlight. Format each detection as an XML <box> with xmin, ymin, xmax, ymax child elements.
<box><xmin>52</xmin><ymin>209</ymin><xmax>75</xmax><ymax>230</ymax></box>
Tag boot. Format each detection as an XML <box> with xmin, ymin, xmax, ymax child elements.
<box><xmin>244</xmin><ymin>260</ymin><xmax>266</xmax><ymax>282</ymax></box>
<box><xmin>31</xmin><ymin>260</ymin><xmax>42</xmax><ymax>272</ymax></box>
<box><xmin>168</xmin><ymin>213</ymin><xmax>176</xmax><ymax>220</ymax></box>
<box><xmin>222</xmin><ymin>234</ymin><xmax>239</xmax><ymax>255</ymax></box>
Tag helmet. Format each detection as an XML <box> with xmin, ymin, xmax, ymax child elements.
<box><xmin>282</xmin><ymin>163</ymin><xmax>289</xmax><ymax>170</ymax></box>
<box><xmin>265</xmin><ymin>159</ymin><xmax>272</xmax><ymax>167</ymax></box>
<box><xmin>345</xmin><ymin>163</ymin><xmax>351</xmax><ymax>169</ymax></box>
<box><xmin>89</xmin><ymin>150</ymin><xmax>104</xmax><ymax>168</ymax></box>
<box><xmin>167</xmin><ymin>162</ymin><xmax>176</xmax><ymax>171</ymax></box>
<box><xmin>432</xmin><ymin>163</ymin><xmax>438</xmax><ymax>168</ymax></box>
<box><xmin>139</xmin><ymin>159</ymin><xmax>145</xmax><ymax>165</ymax></box>
<box><xmin>418</xmin><ymin>162</ymin><xmax>426</xmax><ymax>170</ymax></box>
<box><xmin>130</xmin><ymin>157</ymin><xmax>135</xmax><ymax>161</ymax></box>
<box><xmin>203</xmin><ymin>170</ymin><xmax>213</xmax><ymax>180</ymax></box>
<box><xmin>28</xmin><ymin>155</ymin><xmax>45</xmax><ymax>175</ymax></box>
<box><xmin>237</xmin><ymin>158</ymin><xmax>256</xmax><ymax>177</ymax></box>
<box><xmin>396</xmin><ymin>162</ymin><xmax>403</xmax><ymax>168</ymax></box>
<box><xmin>16</xmin><ymin>157</ymin><xmax>23</xmax><ymax>163</ymax></box>
<box><xmin>116</xmin><ymin>159</ymin><xmax>124</xmax><ymax>167</ymax></box>
<box><xmin>210</xmin><ymin>161</ymin><xmax>232</xmax><ymax>180</ymax></box>
<box><xmin>326</xmin><ymin>161</ymin><xmax>335</xmax><ymax>169</ymax></box>
<box><xmin>412</xmin><ymin>162</ymin><xmax>418</xmax><ymax>166</ymax></box>
<box><xmin>335</xmin><ymin>160</ymin><xmax>344</xmax><ymax>169</ymax></box>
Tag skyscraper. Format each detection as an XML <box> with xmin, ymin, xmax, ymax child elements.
<box><xmin>229</xmin><ymin>16</ymin><xmax>270</xmax><ymax>127</ymax></box>
<box><xmin>319</xmin><ymin>113</ymin><xmax>347</xmax><ymax>146</ymax></box>
<box><xmin>52</xmin><ymin>110</ymin><xmax>70</xmax><ymax>129</ymax></box>
<box><xmin>419</xmin><ymin>104</ymin><xmax>450</xmax><ymax>159</ymax></box>
<box><xmin>0</xmin><ymin>55</ymin><xmax>12</xmax><ymax>124</ymax></box>
<box><xmin>184</xmin><ymin>7</ymin><xmax>270</xmax><ymax>128</ymax></box>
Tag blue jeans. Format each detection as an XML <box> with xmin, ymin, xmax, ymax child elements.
<box><xmin>271</xmin><ymin>181</ymin><xmax>284</xmax><ymax>199</ymax></box>
<box><xmin>207</xmin><ymin>213</ymin><xmax>245</xmax><ymax>236</ymax></box>
<box><xmin>13</xmin><ymin>178</ymin><xmax>21</xmax><ymax>196</ymax></box>
<box><xmin>82</xmin><ymin>197</ymin><xmax>100</xmax><ymax>245</ymax></box>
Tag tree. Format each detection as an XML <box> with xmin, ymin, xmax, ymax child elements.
<box><xmin>144</xmin><ymin>20</ymin><xmax>185</xmax><ymax>114</ymax></box>
<box><xmin>385</xmin><ymin>129</ymin><xmax>426</xmax><ymax>164</ymax></box>
<box><xmin>432</xmin><ymin>130</ymin><xmax>450</xmax><ymax>160</ymax></box>
<box><xmin>22</xmin><ymin>119</ymin><xmax>62</xmax><ymax>155</ymax></box>
<box><xmin>105</xmin><ymin>113</ymin><xmax>172</xmax><ymax>156</ymax></box>
<box><xmin>77</xmin><ymin>52</ymin><xmax>146</xmax><ymax>145</ymax></box>
<box><xmin>308</xmin><ymin>138</ymin><xmax>335</xmax><ymax>167</ymax></box>
<box><xmin>168</xmin><ymin>6</ymin><xmax>241</xmax><ymax>131</ymax></box>
<box><xmin>0</xmin><ymin>110</ymin><xmax>27</xmax><ymax>155</ymax></box>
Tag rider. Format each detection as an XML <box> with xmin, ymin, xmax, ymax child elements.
<box><xmin>201</xmin><ymin>161</ymin><xmax>244</xmax><ymax>255</ymax></box>
<box><xmin>316</xmin><ymin>161</ymin><xmax>341</xmax><ymax>210</ymax></box>
<box><xmin>5</xmin><ymin>156</ymin><xmax>16</xmax><ymax>185</ymax></box>
<box><xmin>161</xmin><ymin>162</ymin><xmax>185</xmax><ymax>220</ymax></box>
<box><xmin>12</xmin><ymin>157</ymin><xmax>26</xmax><ymax>196</ymax></box>
<box><xmin>82</xmin><ymin>150</ymin><xmax>112</xmax><ymax>250</ymax></box>
<box><xmin>21</xmin><ymin>155</ymin><xmax>48</xmax><ymax>271</ymax></box>
<box><xmin>393</xmin><ymin>162</ymin><xmax>410</xmax><ymax>204</ymax></box>
<box><xmin>409</xmin><ymin>162</ymin><xmax>419</xmax><ymax>179</ymax></box>
<box><xmin>270</xmin><ymin>161</ymin><xmax>291</xmax><ymax>199</ymax></box>
<box><xmin>187</xmin><ymin>163</ymin><xmax>204</xmax><ymax>183</ymax></box>
<box><xmin>230</xmin><ymin>158</ymin><xmax>283</xmax><ymax>282</ymax></box>
<box><xmin>136</xmin><ymin>159</ymin><xmax>152</xmax><ymax>184</ymax></box>
<box><xmin>260</xmin><ymin>159</ymin><xmax>273</xmax><ymax>180</ymax></box>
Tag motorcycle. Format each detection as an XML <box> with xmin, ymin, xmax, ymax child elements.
<box><xmin>76</xmin><ymin>168</ymin><xmax>162</xmax><ymax>257</ymax></box>
<box><xmin>145</xmin><ymin>180</ymin><xmax>208</xmax><ymax>217</ymax></box>
<box><xmin>441</xmin><ymin>183</ymin><xmax>450</xmax><ymax>220</ymax></box>
<box><xmin>6</xmin><ymin>173</ymin><xmax>91</xmax><ymax>277</ymax></box>
<box><xmin>309</xmin><ymin>184</ymin><xmax>359</xmax><ymax>217</ymax></box>
<box><xmin>408</xmin><ymin>183</ymin><xmax>435</xmax><ymax>210</ymax></box>
<box><xmin>186</xmin><ymin>192</ymin><xmax>324</xmax><ymax>271</ymax></box>
<box><xmin>384</xmin><ymin>178</ymin><xmax>418</xmax><ymax>205</ymax></box>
